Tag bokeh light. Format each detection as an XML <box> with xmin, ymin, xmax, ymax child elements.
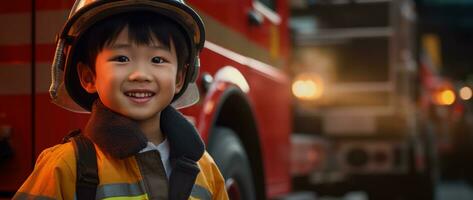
<box><xmin>292</xmin><ymin>74</ymin><xmax>324</xmax><ymax>100</ymax></box>
<box><xmin>459</xmin><ymin>86</ymin><xmax>472</xmax><ymax>100</ymax></box>
<box><xmin>437</xmin><ymin>89</ymin><xmax>456</xmax><ymax>105</ymax></box>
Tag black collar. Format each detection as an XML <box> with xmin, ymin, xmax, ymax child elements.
<box><xmin>84</xmin><ymin>100</ymin><xmax>205</xmax><ymax>162</ymax></box>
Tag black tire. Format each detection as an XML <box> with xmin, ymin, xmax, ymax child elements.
<box><xmin>208</xmin><ymin>127</ymin><xmax>256</xmax><ymax>200</ymax></box>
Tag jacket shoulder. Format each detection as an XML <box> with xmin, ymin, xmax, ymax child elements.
<box><xmin>194</xmin><ymin>151</ymin><xmax>229</xmax><ymax>199</ymax></box>
<box><xmin>37</xmin><ymin>142</ymin><xmax>77</xmax><ymax>168</ymax></box>
<box><xmin>196</xmin><ymin>151</ymin><xmax>221</xmax><ymax>180</ymax></box>
<box><xmin>13</xmin><ymin>142</ymin><xmax>77</xmax><ymax>200</ymax></box>
<box><xmin>197</xmin><ymin>151</ymin><xmax>217</xmax><ymax>167</ymax></box>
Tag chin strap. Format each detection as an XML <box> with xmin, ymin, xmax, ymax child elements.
<box><xmin>49</xmin><ymin>39</ymin><xmax>66</xmax><ymax>101</ymax></box>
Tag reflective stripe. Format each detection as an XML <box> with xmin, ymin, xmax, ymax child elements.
<box><xmin>0</xmin><ymin>63</ymin><xmax>53</xmax><ymax>95</ymax></box>
<box><xmin>96</xmin><ymin>182</ymin><xmax>146</xmax><ymax>199</ymax></box>
<box><xmin>12</xmin><ymin>192</ymin><xmax>55</xmax><ymax>200</ymax></box>
<box><xmin>191</xmin><ymin>184</ymin><xmax>212</xmax><ymax>200</ymax></box>
<box><xmin>102</xmin><ymin>194</ymin><xmax>148</xmax><ymax>200</ymax></box>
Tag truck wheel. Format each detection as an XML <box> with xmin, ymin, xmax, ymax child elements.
<box><xmin>208</xmin><ymin>127</ymin><xmax>256</xmax><ymax>200</ymax></box>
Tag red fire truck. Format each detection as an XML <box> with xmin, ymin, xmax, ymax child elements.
<box><xmin>0</xmin><ymin>0</ymin><xmax>292</xmax><ymax>199</ymax></box>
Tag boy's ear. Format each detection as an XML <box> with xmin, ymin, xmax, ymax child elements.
<box><xmin>174</xmin><ymin>66</ymin><xmax>186</xmax><ymax>94</ymax></box>
<box><xmin>77</xmin><ymin>62</ymin><xmax>97</xmax><ymax>94</ymax></box>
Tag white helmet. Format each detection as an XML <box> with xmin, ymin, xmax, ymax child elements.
<box><xmin>49</xmin><ymin>0</ymin><xmax>205</xmax><ymax>112</ymax></box>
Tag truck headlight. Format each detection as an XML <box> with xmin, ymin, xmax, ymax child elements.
<box><xmin>292</xmin><ymin>73</ymin><xmax>324</xmax><ymax>101</ymax></box>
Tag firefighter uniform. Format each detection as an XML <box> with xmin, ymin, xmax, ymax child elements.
<box><xmin>13</xmin><ymin>102</ymin><xmax>228</xmax><ymax>200</ymax></box>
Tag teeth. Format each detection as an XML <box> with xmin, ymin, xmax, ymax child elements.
<box><xmin>126</xmin><ymin>92</ymin><xmax>153</xmax><ymax>98</ymax></box>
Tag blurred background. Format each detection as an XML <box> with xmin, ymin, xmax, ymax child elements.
<box><xmin>1</xmin><ymin>0</ymin><xmax>473</xmax><ymax>199</ymax></box>
<box><xmin>288</xmin><ymin>0</ymin><xmax>473</xmax><ymax>199</ymax></box>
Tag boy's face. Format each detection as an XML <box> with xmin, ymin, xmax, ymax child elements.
<box><xmin>78</xmin><ymin>27</ymin><xmax>184</xmax><ymax>121</ymax></box>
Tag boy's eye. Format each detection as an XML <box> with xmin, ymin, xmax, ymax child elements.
<box><xmin>112</xmin><ymin>56</ymin><xmax>130</xmax><ymax>62</ymax></box>
<box><xmin>151</xmin><ymin>57</ymin><xmax>166</xmax><ymax>64</ymax></box>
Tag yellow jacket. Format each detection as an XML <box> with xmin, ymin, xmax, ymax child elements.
<box><xmin>14</xmin><ymin>103</ymin><xmax>229</xmax><ymax>200</ymax></box>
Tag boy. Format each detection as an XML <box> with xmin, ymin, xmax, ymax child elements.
<box><xmin>14</xmin><ymin>0</ymin><xmax>229</xmax><ymax>199</ymax></box>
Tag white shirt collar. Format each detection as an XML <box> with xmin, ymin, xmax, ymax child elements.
<box><xmin>139</xmin><ymin>138</ymin><xmax>170</xmax><ymax>161</ymax></box>
<box><xmin>139</xmin><ymin>138</ymin><xmax>172</xmax><ymax>178</ymax></box>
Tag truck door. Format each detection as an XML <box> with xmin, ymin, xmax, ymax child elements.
<box><xmin>1</xmin><ymin>1</ymin><xmax>88</xmax><ymax>196</ymax></box>
<box><xmin>0</xmin><ymin>0</ymin><xmax>34</xmax><ymax>193</ymax></box>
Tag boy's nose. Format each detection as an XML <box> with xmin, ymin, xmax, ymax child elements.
<box><xmin>128</xmin><ymin>66</ymin><xmax>152</xmax><ymax>82</ymax></box>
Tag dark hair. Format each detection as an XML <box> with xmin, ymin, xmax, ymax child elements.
<box><xmin>75</xmin><ymin>11</ymin><xmax>190</xmax><ymax>72</ymax></box>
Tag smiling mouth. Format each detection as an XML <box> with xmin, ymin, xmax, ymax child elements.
<box><xmin>125</xmin><ymin>92</ymin><xmax>155</xmax><ymax>98</ymax></box>
<box><xmin>124</xmin><ymin>91</ymin><xmax>156</xmax><ymax>104</ymax></box>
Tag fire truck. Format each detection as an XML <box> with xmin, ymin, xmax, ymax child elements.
<box><xmin>0</xmin><ymin>0</ymin><xmax>293</xmax><ymax>199</ymax></box>
<box><xmin>288</xmin><ymin>0</ymin><xmax>437</xmax><ymax>199</ymax></box>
